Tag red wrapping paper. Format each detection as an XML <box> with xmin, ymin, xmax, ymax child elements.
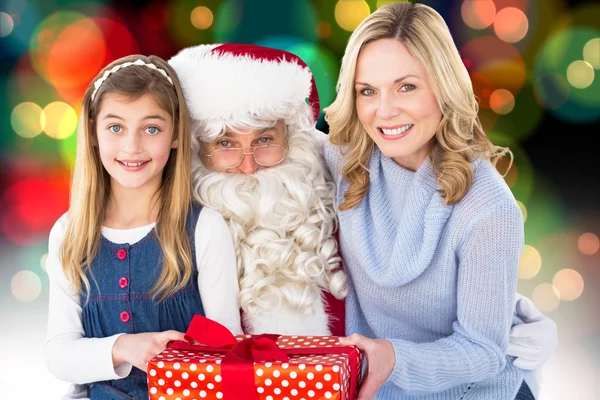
<box><xmin>147</xmin><ymin>315</ymin><xmax>363</xmax><ymax>400</ymax></box>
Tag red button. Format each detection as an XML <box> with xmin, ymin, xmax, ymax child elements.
<box><xmin>116</xmin><ymin>249</ymin><xmax>127</xmax><ymax>260</ymax></box>
<box><xmin>118</xmin><ymin>277</ymin><xmax>128</xmax><ymax>289</ymax></box>
<box><xmin>120</xmin><ymin>311</ymin><xmax>130</xmax><ymax>323</ymax></box>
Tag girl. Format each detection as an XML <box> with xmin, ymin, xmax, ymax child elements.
<box><xmin>44</xmin><ymin>55</ymin><xmax>242</xmax><ymax>400</ymax></box>
<box><xmin>325</xmin><ymin>3</ymin><xmax>543</xmax><ymax>400</ymax></box>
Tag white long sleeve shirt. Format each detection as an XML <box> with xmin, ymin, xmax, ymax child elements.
<box><xmin>44</xmin><ymin>207</ymin><xmax>242</xmax><ymax>399</ymax></box>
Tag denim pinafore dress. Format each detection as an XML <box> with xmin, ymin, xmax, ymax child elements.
<box><xmin>81</xmin><ymin>202</ymin><xmax>205</xmax><ymax>399</ymax></box>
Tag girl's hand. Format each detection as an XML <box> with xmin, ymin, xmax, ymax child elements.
<box><xmin>339</xmin><ymin>334</ymin><xmax>396</xmax><ymax>400</ymax></box>
<box><xmin>112</xmin><ymin>330</ymin><xmax>186</xmax><ymax>372</ymax></box>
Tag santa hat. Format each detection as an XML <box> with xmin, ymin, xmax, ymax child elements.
<box><xmin>169</xmin><ymin>43</ymin><xmax>320</xmax><ymax>139</ymax></box>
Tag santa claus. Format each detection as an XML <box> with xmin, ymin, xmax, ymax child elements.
<box><xmin>169</xmin><ymin>44</ymin><xmax>347</xmax><ymax>335</ymax></box>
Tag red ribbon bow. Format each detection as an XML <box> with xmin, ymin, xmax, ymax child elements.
<box><xmin>169</xmin><ymin>315</ymin><xmax>360</xmax><ymax>399</ymax></box>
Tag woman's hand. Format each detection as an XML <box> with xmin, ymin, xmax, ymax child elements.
<box><xmin>112</xmin><ymin>330</ymin><xmax>186</xmax><ymax>371</ymax></box>
<box><xmin>339</xmin><ymin>334</ymin><xmax>396</xmax><ymax>400</ymax></box>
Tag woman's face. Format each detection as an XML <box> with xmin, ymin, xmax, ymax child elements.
<box><xmin>354</xmin><ymin>38</ymin><xmax>443</xmax><ymax>171</ymax></box>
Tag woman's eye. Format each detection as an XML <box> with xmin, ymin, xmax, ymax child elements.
<box><xmin>400</xmin><ymin>84</ymin><xmax>416</xmax><ymax>92</ymax></box>
<box><xmin>257</xmin><ymin>137</ymin><xmax>272</xmax><ymax>144</ymax></box>
<box><xmin>217</xmin><ymin>140</ymin><xmax>231</xmax><ymax>147</ymax></box>
<box><xmin>109</xmin><ymin>125</ymin><xmax>122</xmax><ymax>133</ymax></box>
<box><xmin>360</xmin><ymin>88</ymin><xmax>376</xmax><ymax>96</ymax></box>
<box><xmin>146</xmin><ymin>126</ymin><xmax>160</xmax><ymax>135</ymax></box>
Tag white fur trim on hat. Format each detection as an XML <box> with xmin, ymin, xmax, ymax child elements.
<box><xmin>169</xmin><ymin>44</ymin><xmax>314</xmax><ymax>126</ymax></box>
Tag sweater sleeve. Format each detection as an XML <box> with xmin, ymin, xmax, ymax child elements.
<box><xmin>385</xmin><ymin>199</ymin><xmax>524</xmax><ymax>394</ymax></box>
<box><xmin>195</xmin><ymin>207</ymin><xmax>243</xmax><ymax>334</ymax></box>
<box><xmin>43</xmin><ymin>214</ymin><xmax>132</xmax><ymax>384</ymax></box>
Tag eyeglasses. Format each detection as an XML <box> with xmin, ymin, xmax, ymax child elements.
<box><xmin>205</xmin><ymin>144</ymin><xmax>288</xmax><ymax>169</ymax></box>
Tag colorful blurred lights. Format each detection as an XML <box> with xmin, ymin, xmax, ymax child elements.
<box><xmin>489</xmin><ymin>89</ymin><xmax>515</xmax><ymax>115</ymax></box>
<box><xmin>518</xmin><ymin>245</ymin><xmax>541</xmax><ymax>280</ymax></box>
<box><xmin>191</xmin><ymin>6</ymin><xmax>214</xmax><ymax>30</ymax></box>
<box><xmin>494</xmin><ymin>7</ymin><xmax>528</xmax><ymax>43</ymax></box>
<box><xmin>11</xmin><ymin>271</ymin><xmax>42</xmax><ymax>303</ymax></box>
<box><xmin>41</xmin><ymin>253</ymin><xmax>49</xmax><ymax>272</ymax></box>
<box><xmin>553</xmin><ymin>269</ymin><xmax>584</xmax><ymax>301</ymax></box>
<box><xmin>11</xmin><ymin>102</ymin><xmax>45</xmax><ymax>139</ymax></box>
<box><xmin>334</xmin><ymin>0</ymin><xmax>370</xmax><ymax>32</ymax></box>
<box><xmin>578</xmin><ymin>233</ymin><xmax>599</xmax><ymax>255</ymax></box>
<box><xmin>583</xmin><ymin>38</ymin><xmax>600</xmax><ymax>69</ymax></box>
<box><xmin>38</xmin><ymin>29</ymin><xmax>55</xmax><ymax>47</ymax></box>
<box><xmin>461</xmin><ymin>0</ymin><xmax>496</xmax><ymax>30</ymax></box>
<box><xmin>534</xmin><ymin>72</ymin><xmax>570</xmax><ymax>110</ymax></box>
<box><xmin>316</xmin><ymin>22</ymin><xmax>332</xmax><ymax>39</ymax></box>
<box><xmin>567</xmin><ymin>60</ymin><xmax>595</xmax><ymax>89</ymax></box>
<box><xmin>46</xmin><ymin>18</ymin><xmax>107</xmax><ymax>89</ymax></box>
<box><xmin>0</xmin><ymin>12</ymin><xmax>14</xmax><ymax>38</ymax></box>
<box><xmin>43</xmin><ymin>102</ymin><xmax>78</xmax><ymax>139</ymax></box>
<box><xmin>532</xmin><ymin>283</ymin><xmax>560</xmax><ymax>313</ymax></box>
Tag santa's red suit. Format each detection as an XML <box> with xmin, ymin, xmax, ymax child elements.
<box><xmin>169</xmin><ymin>44</ymin><xmax>347</xmax><ymax>336</ymax></box>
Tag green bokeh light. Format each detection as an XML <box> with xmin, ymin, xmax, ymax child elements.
<box><xmin>490</xmin><ymin>85</ymin><xmax>544</xmax><ymax>141</ymax></box>
<box><xmin>168</xmin><ymin>0</ymin><xmax>215</xmax><ymax>48</ymax></box>
<box><xmin>254</xmin><ymin>37</ymin><xmax>339</xmax><ymax>120</ymax></box>
<box><xmin>213</xmin><ymin>0</ymin><xmax>243</xmax><ymax>43</ymax></box>
<box><xmin>534</xmin><ymin>27</ymin><xmax>600</xmax><ymax>123</ymax></box>
<box><xmin>11</xmin><ymin>102</ymin><xmax>44</xmax><ymax>139</ymax></box>
<box><xmin>59</xmin><ymin>125</ymin><xmax>78</xmax><ymax>169</ymax></box>
<box><xmin>214</xmin><ymin>0</ymin><xmax>318</xmax><ymax>44</ymax></box>
<box><xmin>287</xmin><ymin>43</ymin><xmax>338</xmax><ymax>114</ymax></box>
<box><xmin>0</xmin><ymin>0</ymin><xmax>41</xmax><ymax>58</ymax></box>
<box><xmin>0</xmin><ymin>77</ymin><xmax>16</xmax><ymax>153</ymax></box>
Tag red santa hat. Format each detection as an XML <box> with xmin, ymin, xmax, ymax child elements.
<box><xmin>169</xmin><ymin>43</ymin><xmax>320</xmax><ymax>139</ymax></box>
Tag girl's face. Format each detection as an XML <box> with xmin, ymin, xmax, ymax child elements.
<box><xmin>354</xmin><ymin>38</ymin><xmax>443</xmax><ymax>171</ymax></box>
<box><xmin>95</xmin><ymin>92</ymin><xmax>177</xmax><ymax>192</ymax></box>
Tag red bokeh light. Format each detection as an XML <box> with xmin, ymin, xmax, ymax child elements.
<box><xmin>0</xmin><ymin>178</ymin><xmax>70</xmax><ymax>245</ymax></box>
<box><xmin>461</xmin><ymin>36</ymin><xmax>526</xmax><ymax>96</ymax></box>
<box><xmin>46</xmin><ymin>18</ymin><xmax>107</xmax><ymax>90</ymax></box>
<box><xmin>469</xmin><ymin>72</ymin><xmax>497</xmax><ymax>109</ymax></box>
<box><xmin>92</xmin><ymin>17</ymin><xmax>140</xmax><ymax>64</ymax></box>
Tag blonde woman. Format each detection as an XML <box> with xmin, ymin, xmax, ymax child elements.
<box><xmin>325</xmin><ymin>3</ymin><xmax>549</xmax><ymax>399</ymax></box>
<box><xmin>44</xmin><ymin>55</ymin><xmax>241</xmax><ymax>399</ymax></box>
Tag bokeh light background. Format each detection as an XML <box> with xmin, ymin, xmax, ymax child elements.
<box><xmin>0</xmin><ymin>0</ymin><xmax>598</xmax><ymax>398</ymax></box>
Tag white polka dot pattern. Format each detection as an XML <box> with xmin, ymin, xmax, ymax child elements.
<box><xmin>147</xmin><ymin>335</ymin><xmax>363</xmax><ymax>400</ymax></box>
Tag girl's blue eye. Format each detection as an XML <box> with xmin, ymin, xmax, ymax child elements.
<box><xmin>109</xmin><ymin>125</ymin><xmax>122</xmax><ymax>133</ymax></box>
<box><xmin>400</xmin><ymin>84</ymin><xmax>416</xmax><ymax>92</ymax></box>
<box><xmin>146</xmin><ymin>126</ymin><xmax>160</xmax><ymax>135</ymax></box>
<box><xmin>360</xmin><ymin>88</ymin><xmax>376</xmax><ymax>96</ymax></box>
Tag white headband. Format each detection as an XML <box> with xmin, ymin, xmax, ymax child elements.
<box><xmin>90</xmin><ymin>59</ymin><xmax>174</xmax><ymax>101</ymax></box>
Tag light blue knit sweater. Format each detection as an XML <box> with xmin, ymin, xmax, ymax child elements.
<box><xmin>322</xmin><ymin>142</ymin><xmax>537</xmax><ymax>400</ymax></box>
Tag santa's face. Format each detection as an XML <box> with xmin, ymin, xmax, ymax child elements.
<box><xmin>199</xmin><ymin>120</ymin><xmax>287</xmax><ymax>174</ymax></box>
<box><xmin>192</xmin><ymin>123</ymin><xmax>346</xmax><ymax>335</ymax></box>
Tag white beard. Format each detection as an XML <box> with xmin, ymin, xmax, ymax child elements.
<box><xmin>193</xmin><ymin>129</ymin><xmax>347</xmax><ymax>335</ymax></box>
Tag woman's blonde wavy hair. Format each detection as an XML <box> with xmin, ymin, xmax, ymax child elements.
<box><xmin>325</xmin><ymin>2</ymin><xmax>511</xmax><ymax>210</ymax></box>
<box><xmin>60</xmin><ymin>54</ymin><xmax>194</xmax><ymax>300</ymax></box>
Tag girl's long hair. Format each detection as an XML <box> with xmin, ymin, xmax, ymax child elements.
<box><xmin>60</xmin><ymin>55</ymin><xmax>194</xmax><ymax>300</ymax></box>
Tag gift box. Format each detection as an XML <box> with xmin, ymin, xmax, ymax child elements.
<box><xmin>147</xmin><ymin>315</ymin><xmax>363</xmax><ymax>400</ymax></box>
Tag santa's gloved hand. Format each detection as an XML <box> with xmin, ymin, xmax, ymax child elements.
<box><xmin>507</xmin><ymin>296</ymin><xmax>558</xmax><ymax>370</ymax></box>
